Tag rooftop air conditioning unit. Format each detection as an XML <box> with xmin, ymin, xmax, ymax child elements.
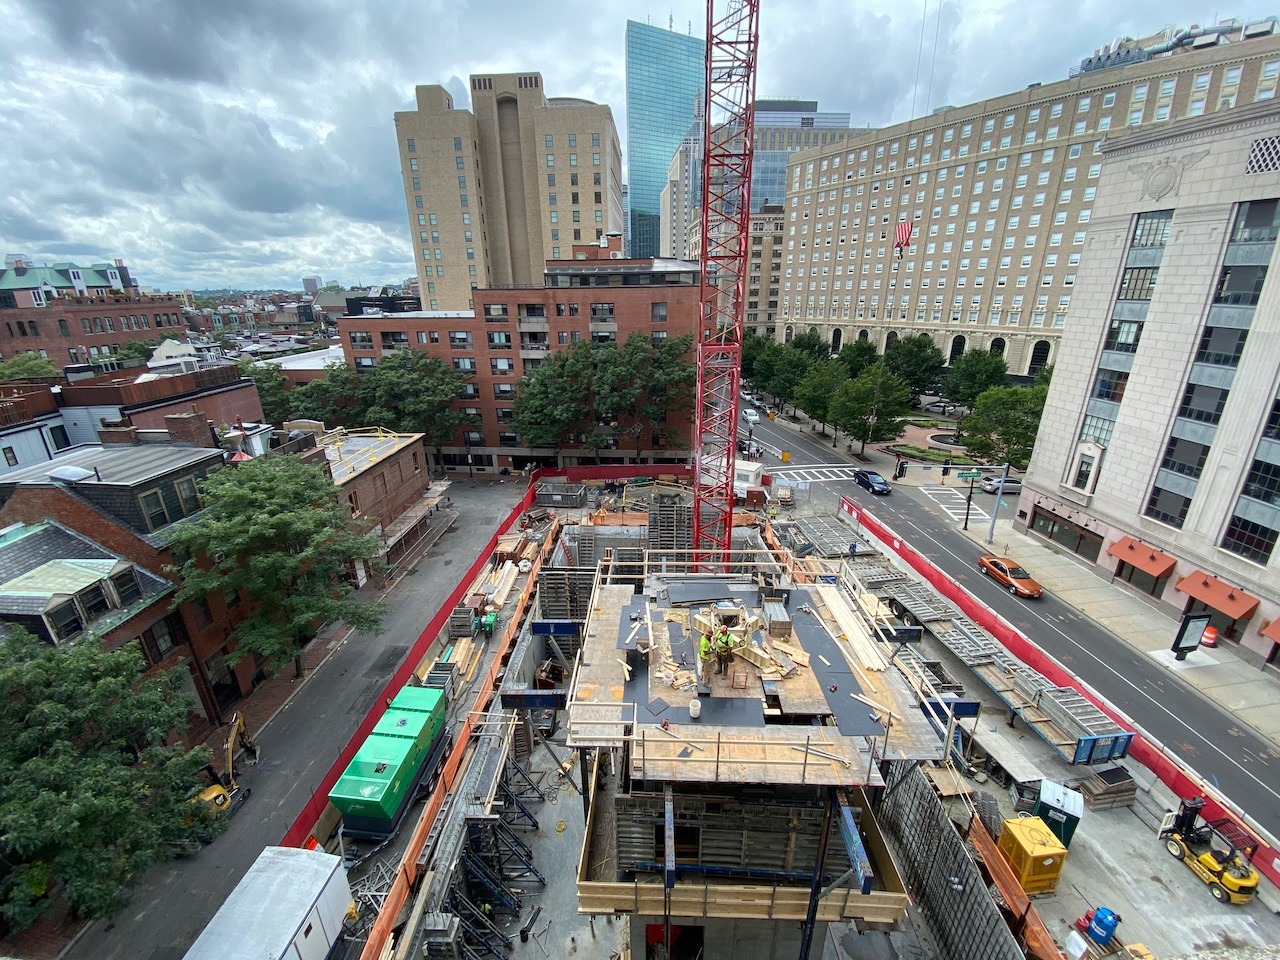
<box><xmin>610</xmin><ymin>251</ymin><xmax>622</xmax><ymax>259</ymax></box>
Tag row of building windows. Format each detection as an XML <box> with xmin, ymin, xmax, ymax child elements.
<box><xmin>543</xmin><ymin>133</ymin><xmax>603</xmax><ymax>149</ymax></box>
<box><xmin>545</xmin><ymin>153</ymin><xmax>603</xmax><ymax>168</ymax></box>
<box><xmin>787</xmin><ymin>62</ymin><xmax>1277</xmax><ymax>189</ymax></box>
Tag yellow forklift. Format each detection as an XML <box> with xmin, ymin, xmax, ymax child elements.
<box><xmin>197</xmin><ymin>712</ymin><xmax>260</xmax><ymax>818</ymax></box>
<box><xmin>1159</xmin><ymin>796</ymin><xmax>1260</xmax><ymax>904</ymax></box>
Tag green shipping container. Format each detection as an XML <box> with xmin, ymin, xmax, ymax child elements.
<box><xmin>329</xmin><ymin>686</ymin><xmax>447</xmax><ymax>831</ymax></box>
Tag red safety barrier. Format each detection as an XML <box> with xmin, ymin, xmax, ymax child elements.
<box><xmin>278</xmin><ymin>482</ymin><xmax>537</xmax><ymax>848</ymax></box>
<box><xmin>838</xmin><ymin>495</ymin><xmax>1280</xmax><ymax>889</ymax></box>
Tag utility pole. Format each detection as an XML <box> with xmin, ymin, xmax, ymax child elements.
<box><xmin>985</xmin><ymin>462</ymin><xmax>1011</xmax><ymax>544</ymax></box>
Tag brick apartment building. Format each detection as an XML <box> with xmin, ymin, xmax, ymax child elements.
<box><xmin>305</xmin><ymin>426</ymin><xmax>434</xmax><ymax>566</ymax></box>
<box><xmin>0</xmin><ymin>257</ymin><xmax>188</xmax><ymax>367</ymax></box>
<box><xmin>0</xmin><ymin>366</ymin><xmax>265</xmax><ymax>480</ymax></box>
<box><xmin>337</xmin><ymin>243</ymin><xmax>701</xmax><ymax>471</ymax></box>
<box><xmin>0</xmin><ymin>413</ymin><xmax>252</xmax><ymax>721</ymax></box>
<box><xmin>57</xmin><ymin>364</ymin><xmax>265</xmax><ymax>442</ymax></box>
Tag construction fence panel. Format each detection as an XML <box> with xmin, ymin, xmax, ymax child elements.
<box><xmin>876</xmin><ymin>761</ymin><xmax>1022</xmax><ymax>960</ymax></box>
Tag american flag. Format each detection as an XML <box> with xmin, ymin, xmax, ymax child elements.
<box><xmin>894</xmin><ymin>221</ymin><xmax>913</xmax><ymax>250</ymax></box>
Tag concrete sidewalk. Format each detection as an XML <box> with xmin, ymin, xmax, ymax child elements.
<box><xmin>763</xmin><ymin>406</ymin><xmax>1280</xmax><ymax>750</ymax></box>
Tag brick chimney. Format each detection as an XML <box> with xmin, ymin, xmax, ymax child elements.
<box><xmin>165</xmin><ymin>411</ymin><xmax>218</xmax><ymax>448</ymax></box>
<box><xmin>98</xmin><ymin>415</ymin><xmax>138</xmax><ymax>445</ymax></box>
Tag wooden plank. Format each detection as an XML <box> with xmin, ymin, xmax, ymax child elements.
<box><xmin>769</xmin><ymin>639</ymin><xmax>810</xmax><ymax>667</ymax></box>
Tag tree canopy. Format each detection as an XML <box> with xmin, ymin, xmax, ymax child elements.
<box><xmin>513</xmin><ymin>335</ymin><xmax>696</xmax><ymax>462</ymax></box>
<box><xmin>512</xmin><ymin>348</ymin><xmax>591</xmax><ymax>455</ymax></box>
<box><xmin>285</xmin><ymin>355</ymin><xmax>470</xmax><ymax>469</ymax></box>
<box><xmin>884</xmin><ymin>334</ymin><xmax>947</xmax><ymax>399</ymax></box>
<box><xmin>741</xmin><ymin>331</ymin><xmax>772</xmax><ymax>383</ymax></box>
<box><xmin>831</xmin><ymin>362</ymin><xmax>912</xmax><ymax>454</ymax></box>
<box><xmin>287</xmin><ymin>362</ymin><xmax>361</xmax><ymax>425</ymax></box>
<box><xmin>787</xmin><ymin>329</ymin><xmax>831</xmax><ymax>364</ymax></box>
<box><xmin>943</xmin><ymin>350</ymin><xmax>1009</xmax><ymax>407</ymax></box>
<box><xmin>794</xmin><ymin>360</ymin><xmax>848</xmax><ymax>434</ymax></box>
<box><xmin>168</xmin><ymin>456</ymin><xmax>384</xmax><ymax>676</ymax></box>
<box><xmin>753</xmin><ymin>342</ymin><xmax>813</xmax><ymax>413</ymax></box>
<box><xmin>960</xmin><ymin>385</ymin><xmax>1048</xmax><ymax>469</ymax></box>
<box><xmin>355</xmin><ymin>351</ymin><xmax>471</xmax><ymax>461</ymax></box>
<box><xmin>836</xmin><ymin>339</ymin><xmax>879</xmax><ymax>381</ymax></box>
<box><xmin>238</xmin><ymin>359</ymin><xmax>290</xmax><ymax>425</ymax></box>
<box><xmin>0</xmin><ymin>627</ymin><xmax>215</xmax><ymax>930</ymax></box>
<box><xmin>0</xmin><ymin>354</ymin><xmax>57</xmax><ymax>381</ymax></box>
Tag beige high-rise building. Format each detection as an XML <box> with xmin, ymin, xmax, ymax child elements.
<box><xmin>1023</xmin><ymin>98</ymin><xmax>1280</xmax><ymax>670</ymax></box>
<box><xmin>780</xmin><ymin>18</ymin><xmax>1280</xmax><ymax>376</ymax></box>
<box><xmin>394</xmin><ymin>73</ymin><xmax>624</xmax><ymax>311</ymax></box>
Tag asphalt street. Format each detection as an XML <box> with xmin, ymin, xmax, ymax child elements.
<box><xmin>756</xmin><ymin>413</ymin><xmax>1280</xmax><ymax>846</ymax></box>
<box><xmin>67</xmin><ymin>479</ymin><xmax>526</xmax><ymax>960</ymax></box>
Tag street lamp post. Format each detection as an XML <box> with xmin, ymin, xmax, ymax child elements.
<box><xmin>963</xmin><ymin>474</ymin><xmax>977</xmax><ymax>531</ymax></box>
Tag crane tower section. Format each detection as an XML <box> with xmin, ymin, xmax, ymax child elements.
<box><xmin>693</xmin><ymin>0</ymin><xmax>761</xmax><ymax>564</ymax></box>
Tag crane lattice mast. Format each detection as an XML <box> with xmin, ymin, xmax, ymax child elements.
<box><xmin>692</xmin><ymin>0</ymin><xmax>761</xmax><ymax>566</ymax></box>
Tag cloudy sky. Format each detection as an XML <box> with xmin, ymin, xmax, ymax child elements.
<box><xmin>1</xmin><ymin>0</ymin><xmax>1273</xmax><ymax>291</ymax></box>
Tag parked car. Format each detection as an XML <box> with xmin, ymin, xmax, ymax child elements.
<box><xmin>978</xmin><ymin>555</ymin><xmax>1043</xmax><ymax>598</ymax></box>
<box><xmin>980</xmin><ymin>476</ymin><xmax>1023</xmax><ymax>494</ymax></box>
<box><xmin>853</xmin><ymin>469</ymin><xmax>892</xmax><ymax>495</ymax></box>
<box><xmin>742</xmin><ymin>408</ymin><xmax>761</xmax><ymax>425</ymax></box>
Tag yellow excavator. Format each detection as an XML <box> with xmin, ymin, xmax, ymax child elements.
<box><xmin>1160</xmin><ymin>796</ymin><xmax>1260</xmax><ymax>904</ymax></box>
<box><xmin>197</xmin><ymin>712</ymin><xmax>260</xmax><ymax>818</ymax></box>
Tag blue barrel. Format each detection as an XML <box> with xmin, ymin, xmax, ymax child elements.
<box><xmin>1088</xmin><ymin>907</ymin><xmax>1120</xmax><ymax>945</ymax></box>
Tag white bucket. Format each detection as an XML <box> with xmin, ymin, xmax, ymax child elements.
<box><xmin>689</xmin><ymin>698</ymin><xmax>702</xmax><ymax>719</ymax></box>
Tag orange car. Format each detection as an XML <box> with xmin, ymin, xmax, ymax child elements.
<box><xmin>978</xmin><ymin>555</ymin><xmax>1043</xmax><ymax>598</ymax></box>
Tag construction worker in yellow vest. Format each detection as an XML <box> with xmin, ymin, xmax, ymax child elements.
<box><xmin>698</xmin><ymin>633</ymin><xmax>715</xmax><ymax>685</ymax></box>
<box><xmin>714</xmin><ymin>626</ymin><xmax>735</xmax><ymax>674</ymax></box>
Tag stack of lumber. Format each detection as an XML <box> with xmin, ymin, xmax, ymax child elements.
<box><xmin>1077</xmin><ymin>767</ymin><xmax>1137</xmax><ymax>810</ymax></box>
<box><xmin>812</xmin><ymin>584</ymin><xmax>889</xmax><ymax>672</ymax></box>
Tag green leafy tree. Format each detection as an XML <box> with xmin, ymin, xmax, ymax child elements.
<box><xmin>355</xmin><ymin>351</ymin><xmax>471</xmax><ymax>472</ymax></box>
<box><xmin>757</xmin><ymin>344</ymin><xmax>813</xmax><ymax>414</ymax></box>
<box><xmin>794</xmin><ymin>360</ymin><xmax>848</xmax><ymax>437</ymax></box>
<box><xmin>943</xmin><ymin>350</ymin><xmax>1009</xmax><ymax>407</ymax></box>
<box><xmin>788</xmin><ymin>329</ymin><xmax>830</xmax><ymax>364</ymax></box>
<box><xmin>836</xmin><ymin>339</ymin><xmax>879</xmax><ymax>381</ymax></box>
<box><xmin>1033</xmin><ymin>363</ymin><xmax>1055</xmax><ymax>388</ymax></box>
<box><xmin>741</xmin><ymin>330</ymin><xmax>772</xmax><ymax>384</ymax></box>
<box><xmin>960</xmin><ymin>385</ymin><xmax>1048</xmax><ymax>469</ymax></box>
<box><xmin>597</xmin><ymin>334</ymin><xmax>696</xmax><ymax>459</ymax></box>
<box><xmin>0</xmin><ymin>627</ymin><xmax>215</xmax><ymax>930</ymax></box>
<box><xmin>237</xmin><ymin>359</ymin><xmax>290</xmax><ymax>425</ymax></box>
<box><xmin>884</xmin><ymin>334</ymin><xmax>946</xmax><ymax>400</ymax></box>
<box><xmin>0</xmin><ymin>354</ymin><xmax>57</xmax><ymax>381</ymax></box>
<box><xmin>288</xmin><ymin>362</ymin><xmax>361</xmax><ymax>426</ymax></box>
<box><xmin>512</xmin><ymin>346</ymin><xmax>592</xmax><ymax>461</ymax></box>
<box><xmin>169</xmin><ymin>456</ymin><xmax>384</xmax><ymax>678</ymax></box>
<box><xmin>831</xmin><ymin>362</ymin><xmax>912</xmax><ymax>454</ymax></box>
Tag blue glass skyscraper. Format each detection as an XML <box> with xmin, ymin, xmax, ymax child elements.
<box><xmin>625</xmin><ymin>20</ymin><xmax>705</xmax><ymax>259</ymax></box>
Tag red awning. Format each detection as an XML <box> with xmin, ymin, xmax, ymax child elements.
<box><xmin>1175</xmin><ymin>570</ymin><xmax>1259</xmax><ymax>621</ymax></box>
<box><xmin>1106</xmin><ymin>536</ymin><xmax>1177</xmax><ymax>579</ymax></box>
<box><xmin>1261</xmin><ymin>618</ymin><xmax>1280</xmax><ymax>644</ymax></box>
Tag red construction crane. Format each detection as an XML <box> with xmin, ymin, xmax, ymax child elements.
<box><xmin>693</xmin><ymin>0</ymin><xmax>761</xmax><ymax>566</ymax></box>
